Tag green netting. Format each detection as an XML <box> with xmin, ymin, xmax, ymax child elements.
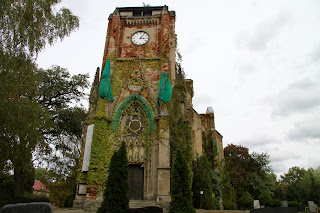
<box><xmin>112</xmin><ymin>94</ymin><xmax>155</xmax><ymax>132</ymax></box>
<box><xmin>99</xmin><ymin>59</ymin><xmax>114</xmax><ymax>101</ymax></box>
<box><xmin>158</xmin><ymin>72</ymin><xmax>172</xmax><ymax>103</ymax></box>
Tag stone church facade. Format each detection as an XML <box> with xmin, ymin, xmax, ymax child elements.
<box><xmin>73</xmin><ymin>5</ymin><xmax>224</xmax><ymax>210</ymax></box>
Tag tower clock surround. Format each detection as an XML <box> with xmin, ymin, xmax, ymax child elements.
<box><xmin>131</xmin><ymin>31</ymin><xmax>150</xmax><ymax>45</ymax></box>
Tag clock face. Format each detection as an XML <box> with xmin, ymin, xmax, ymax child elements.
<box><xmin>131</xmin><ymin>31</ymin><xmax>149</xmax><ymax>45</ymax></box>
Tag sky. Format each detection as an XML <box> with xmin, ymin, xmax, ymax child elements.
<box><xmin>37</xmin><ymin>0</ymin><xmax>320</xmax><ymax>177</ymax></box>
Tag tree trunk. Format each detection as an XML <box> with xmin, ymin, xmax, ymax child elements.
<box><xmin>14</xmin><ymin>167</ymin><xmax>25</xmax><ymax>197</ymax></box>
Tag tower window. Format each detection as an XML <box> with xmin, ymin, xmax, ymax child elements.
<box><xmin>143</xmin><ymin>10</ymin><xmax>152</xmax><ymax>16</ymax></box>
<box><xmin>133</xmin><ymin>11</ymin><xmax>142</xmax><ymax>16</ymax></box>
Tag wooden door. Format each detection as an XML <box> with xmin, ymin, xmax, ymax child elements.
<box><xmin>128</xmin><ymin>165</ymin><xmax>144</xmax><ymax>200</ymax></box>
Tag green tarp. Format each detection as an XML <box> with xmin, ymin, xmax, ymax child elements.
<box><xmin>158</xmin><ymin>72</ymin><xmax>172</xmax><ymax>103</ymax></box>
<box><xmin>99</xmin><ymin>59</ymin><xmax>114</xmax><ymax>101</ymax></box>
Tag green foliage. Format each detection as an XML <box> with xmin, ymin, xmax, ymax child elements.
<box><xmin>239</xmin><ymin>191</ymin><xmax>254</xmax><ymax>210</ymax></box>
<box><xmin>280</xmin><ymin>167</ymin><xmax>308</xmax><ymax>204</ymax></box>
<box><xmin>288</xmin><ymin>201</ymin><xmax>300</xmax><ymax>211</ymax></box>
<box><xmin>169</xmin><ymin>66</ymin><xmax>193</xmax><ymax>164</ymax></box>
<box><xmin>276</xmin><ymin>166</ymin><xmax>320</xmax><ymax>205</ymax></box>
<box><xmin>169</xmin><ymin>149</ymin><xmax>195</xmax><ymax>213</ymax></box>
<box><xmin>34</xmin><ymin>168</ymin><xmax>77</xmax><ymax>207</ymax></box>
<box><xmin>0</xmin><ymin>52</ymin><xmax>48</xmax><ymax>197</ymax></box>
<box><xmin>0</xmin><ymin>174</ymin><xmax>50</xmax><ymax>208</ymax></box>
<box><xmin>35</xmin><ymin>66</ymin><xmax>88</xmax><ymax>183</ymax></box>
<box><xmin>0</xmin><ymin>0</ymin><xmax>80</xmax><ymax>199</ymax></box>
<box><xmin>224</xmin><ymin>144</ymin><xmax>276</xmax><ymax>202</ymax></box>
<box><xmin>221</xmin><ymin>165</ymin><xmax>237</xmax><ymax>209</ymax></box>
<box><xmin>223</xmin><ymin>200</ymin><xmax>237</xmax><ymax>210</ymax></box>
<box><xmin>272</xmin><ymin>199</ymin><xmax>282</xmax><ymax>207</ymax></box>
<box><xmin>258</xmin><ymin>191</ymin><xmax>273</xmax><ymax>207</ymax></box>
<box><xmin>202</xmin><ymin>131</ymin><xmax>218</xmax><ymax>167</ymax></box>
<box><xmin>192</xmin><ymin>155</ymin><xmax>215</xmax><ymax>209</ymax></box>
<box><xmin>0</xmin><ymin>0</ymin><xmax>79</xmax><ymax>58</ymax></box>
<box><xmin>169</xmin><ymin>66</ymin><xmax>194</xmax><ymax>212</ymax></box>
<box><xmin>98</xmin><ymin>142</ymin><xmax>129</xmax><ymax>213</ymax></box>
<box><xmin>86</xmin><ymin>107</ymin><xmax>112</xmax><ymax>190</ymax></box>
<box><xmin>224</xmin><ymin>144</ymin><xmax>254</xmax><ymax>200</ymax></box>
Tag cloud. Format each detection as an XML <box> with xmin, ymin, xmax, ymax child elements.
<box><xmin>288</xmin><ymin>117</ymin><xmax>320</xmax><ymax>141</ymax></box>
<box><xmin>239</xmin><ymin>136</ymin><xmax>279</xmax><ymax>149</ymax></box>
<box><xmin>237</xmin><ymin>12</ymin><xmax>292</xmax><ymax>51</ymax></box>
<box><xmin>309</xmin><ymin>46</ymin><xmax>320</xmax><ymax>64</ymax></box>
<box><xmin>270</xmin><ymin>151</ymin><xmax>302</xmax><ymax>176</ymax></box>
<box><xmin>272</xmin><ymin>78</ymin><xmax>320</xmax><ymax>116</ymax></box>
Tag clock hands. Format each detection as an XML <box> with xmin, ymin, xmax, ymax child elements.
<box><xmin>140</xmin><ymin>32</ymin><xmax>146</xmax><ymax>39</ymax></box>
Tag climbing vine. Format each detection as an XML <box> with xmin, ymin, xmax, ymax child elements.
<box><xmin>168</xmin><ymin>65</ymin><xmax>193</xmax><ymax>165</ymax></box>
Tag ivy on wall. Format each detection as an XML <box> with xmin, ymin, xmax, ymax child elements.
<box><xmin>77</xmin><ymin>56</ymin><xmax>162</xmax><ymax>193</ymax></box>
<box><xmin>168</xmin><ymin>65</ymin><xmax>195</xmax><ymax>212</ymax></box>
<box><xmin>168</xmin><ymin>66</ymin><xmax>193</xmax><ymax>165</ymax></box>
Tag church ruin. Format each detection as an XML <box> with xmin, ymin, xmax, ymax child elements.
<box><xmin>73</xmin><ymin>5</ymin><xmax>224</xmax><ymax>210</ymax></box>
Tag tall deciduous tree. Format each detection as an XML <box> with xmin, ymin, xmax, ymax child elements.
<box><xmin>0</xmin><ymin>53</ymin><xmax>48</xmax><ymax>197</ymax></box>
<box><xmin>0</xmin><ymin>0</ymin><xmax>80</xmax><ymax>197</ymax></box>
<box><xmin>0</xmin><ymin>0</ymin><xmax>79</xmax><ymax>58</ymax></box>
<box><xmin>35</xmin><ymin>66</ymin><xmax>88</xmax><ymax>178</ymax></box>
<box><xmin>224</xmin><ymin>144</ymin><xmax>276</xmax><ymax>201</ymax></box>
<box><xmin>224</xmin><ymin>144</ymin><xmax>254</xmax><ymax>200</ymax></box>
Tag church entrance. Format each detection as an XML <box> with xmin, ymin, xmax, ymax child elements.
<box><xmin>128</xmin><ymin>165</ymin><xmax>144</xmax><ymax>200</ymax></box>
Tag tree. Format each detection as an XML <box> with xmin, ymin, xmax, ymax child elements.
<box><xmin>258</xmin><ymin>191</ymin><xmax>273</xmax><ymax>207</ymax></box>
<box><xmin>224</xmin><ymin>144</ymin><xmax>254</xmax><ymax>200</ymax></box>
<box><xmin>192</xmin><ymin>155</ymin><xmax>215</xmax><ymax>209</ymax></box>
<box><xmin>224</xmin><ymin>144</ymin><xmax>276</xmax><ymax>201</ymax></box>
<box><xmin>0</xmin><ymin>0</ymin><xmax>79</xmax><ymax>58</ymax></box>
<box><xmin>280</xmin><ymin>167</ymin><xmax>307</xmax><ymax>203</ymax></box>
<box><xmin>239</xmin><ymin>191</ymin><xmax>254</xmax><ymax>210</ymax></box>
<box><xmin>0</xmin><ymin>1</ymin><xmax>80</xmax><ymax>197</ymax></box>
<box><xmin>169</xmin><ymin>148</ymin><xmax>195</xmax><ymax>213</ymax></box>
<box><xmin>98</xmin><ymin>142</ymin><xmax>129</xmax><ymax>213</ymax></box>
<box><xmin>0</xmin><ymin>53</ymin><xmax>48</xmax><ymax>197</ymax></box>
<box><xmin>35</xmin><ymin>66</ymin><xmax>88</xmax><ymax>177</ymax></box>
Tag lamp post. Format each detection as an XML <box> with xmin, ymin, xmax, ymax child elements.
<box><xmin>200</xmin><ymin>190</ymin><xmax>204</xmax><ymax>209</ymax></box>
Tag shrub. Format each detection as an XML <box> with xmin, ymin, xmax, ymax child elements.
<box><xmin>272</xmin><ymin>199</ymin><xmax>282</xmax><ymax>207</ymax></box>
<box><xmin>223</xmin><ymin>200</ymin><xmax>237</xmax><ymax>210</ymax></box>
<box><xmin>97</xmin><ymin>142</ymin><xmax>129</xmax><ymax>213</ymax></box>
<box><xmin>288</xmin><ymin>201</ymin><xmax>300</xmax><ymax>211</ymax></box>
<box><xmin>192</xmin><ymin>156</ymin><xmax>215</xmax><ymax>210</ymax></box>
<box><xmin>239</xmin><ymin>191</ymin><xmax>254</xmax><ymax>210</ymax></box>
<box><xmin>258</xmin><ymin>191</ymin><xmax>273</xmax><ymax>207</ymax></box>
<box><xmin>169</xmin><ymin>149</ymin><xmax>195</xmax><ymax>213</ymax></box>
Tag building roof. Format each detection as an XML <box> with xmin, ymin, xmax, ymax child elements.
<box><xmin>33</xmin><ymin>180</ymin><xmax>50</xmax><ymax>193</ymax></box>
<box><xmin>116</xmin><ymin>6</ymin><xmax>165</xmax><ymax>11</ymax></box>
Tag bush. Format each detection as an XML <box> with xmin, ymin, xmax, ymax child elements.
<box><xmin>288</xmin><ymin>201</ymin><xmax>300</xmax><ymax>211</ymax></box>
<box><xmin>223</xmin><ymin>200</ymin><xmax>237</xmax><ymax>210</ymax></box>
<box><xmin>272</xmin><ymin>199</ymin><xmax>282</xmax><ymax>207</ymax></box>
<box><xmin>169</xmin><ymin>149</ymin><xmax>195</xmax><ymax>213</ymax></box>
<box><xmin>192</xmin><ymin>156</ymin><xmax>215</xmax><ymax>210</ymax></box>
<box><xmin>258</xmin><ymin>191</ymin><xmax>273</xmax><ymax>207</ymax></box>
<box><xmin>239</xmin><ymin>191</ymin><xmax>254</xmax><ymax>210</ymax></box>
<box><xmin>97</xmin><ymin>142</ymin><xmax>129</xmax><ymax>213</ymax></box>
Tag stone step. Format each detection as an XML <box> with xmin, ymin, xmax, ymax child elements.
<box><xmin>129</xmin><ymin>200</ymin><xmax>160</xmax><ymax>209</ymax></box>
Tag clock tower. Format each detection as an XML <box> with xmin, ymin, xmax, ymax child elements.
<box><xmin>74</xmin><ymin>5</ymin><xmax>225</xmax><ymax>212</ymax></box>
<box><xmin>74</xmin><ymin>5</ymin><xmax>176</xmax><ymax>210</ymax></box>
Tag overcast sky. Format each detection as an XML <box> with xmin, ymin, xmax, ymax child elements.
<box><xmin>37</xmin><ymin>0</ymin><xmax>320</xmax><ymax>177</ymax></box>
